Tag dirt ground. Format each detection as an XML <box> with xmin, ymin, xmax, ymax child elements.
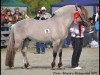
<box><xmin>1</xmin><ymin>47</ymin><xmax>99</xmax><ymax>75</ymax></box>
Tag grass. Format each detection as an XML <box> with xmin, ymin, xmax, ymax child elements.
<box><xmin>1</xmin><ymin>47</ymin><xmax>43</xmax><ymax>53</ymax></box>
<box><xmin>1</xmin><ymin>47</ymin><xmax>99</xmax><ymax>53</ymax></box>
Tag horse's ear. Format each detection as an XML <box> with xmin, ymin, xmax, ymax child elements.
<box><xmin>51</xmin><ymin>13</ymin><xmax>55</xmax><ymax>18</ymax></box>
<box><xmin>77</xmin><ymin>5</ymin><xmax>82</xmax><ymax>8</ymax></box>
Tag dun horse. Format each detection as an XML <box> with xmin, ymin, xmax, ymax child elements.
<box><xmin>5</xmin><ymin>5</ymin><xmax>89</xmax><ymax>69</ymax></box>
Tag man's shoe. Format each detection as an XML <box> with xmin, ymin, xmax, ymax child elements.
<box><xmin>41</xmin><ymin>52</ymin><xmax>45</xmax><ymax>54</ymax></box>
<box><xmin>72</xmin><ymin>66</ymin><xmax>82</xmax><ymax>70</ymax></box>
<box><xmin>34</xmin><ymin>52</ymin><xmax>40</xmax><ymax>54</ymax></box>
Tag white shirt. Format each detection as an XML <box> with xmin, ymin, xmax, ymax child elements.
<box><xmin>70</xmin><ymin>27</ymin><xmax>76</xmax><ymax>37</ymax></box>
<box><xmin>95</xmin><ymin>12</ymin><xmax>99</xmax><ymax>22</ymax></box>
<box><xmin>70</xmin><ymin>25</ymin><xmax>85</xmax><ymax>38</ymax></box>
<box><xmin>40</xmin><ymin>13</ymin><xmax>51</xmax><ymax>20</ymax></box>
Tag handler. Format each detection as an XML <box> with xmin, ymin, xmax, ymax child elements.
<box><xmin>70</xmin><ymin>21</ymin><xmax>85</xmax><ymax>69</ymax></box>
<box><xmin>40</xmin><ymin>6</ymin><xmax>51</xmax><ymax>20</ymax></box>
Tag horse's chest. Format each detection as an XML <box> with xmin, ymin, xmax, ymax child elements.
<box><xmin>51</xmin><ymin>27</ymin><xmax>66</xmax><ymax>40</ymax></box>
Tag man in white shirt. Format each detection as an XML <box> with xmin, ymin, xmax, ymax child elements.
<box><xmin>40</xmin><ymin>6</ymin><xmax>51</xmax><ymax>20</ymax></box>
<box><xmin>95</xmin><ymin>6</ymin><xmax>99</xmax><ymax>22</ymax></box>
<box><xmin>70</xmin><ymin>21</ymin><xmax>85</xmax><ymax>69</ymax></box>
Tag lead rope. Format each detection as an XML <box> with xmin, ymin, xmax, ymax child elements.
<box><xmin>74</xmin><ymin>4</ymin><xmax>82</xmax><ymax>37</ymax></box>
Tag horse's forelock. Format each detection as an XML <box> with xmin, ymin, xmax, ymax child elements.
<box><xmin>78</xmin><ymin>6</ymin><xmax>89</xmax><ymax>21</ymax></box>
<box><xmin>78</xmin><ymin>6</ymin><xmax>91</xmax><ymax>26</ymax></box>
<box><xmin>54</xmin><ymin>5</ymin><xmax>75</xmax><ymax>16</ymax></box>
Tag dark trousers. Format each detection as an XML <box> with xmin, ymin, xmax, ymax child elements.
<box><xmin>71</xmin><ymin>37</ymin><xmax>76</xmax><ymax>50</ymax></box>
<box><xmin>36</xmin><ymin>42</ymin><xmax>45</xmax><ymax>53</ymax></box>
<box><xmin>71</xmin><ymin>37</ymin><xmax>83</xmax><ymax>68</ymax></box>
<box><xmin>96</xmin><ymin>30</ymin><xmax>99</xmax><ymax>43</ymax></box>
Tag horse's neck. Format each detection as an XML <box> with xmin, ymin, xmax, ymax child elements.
<box><xmin>53</xmin><ymin>6</ymin><xmax>75</xmax><ymax>30</ymax></box>
<box><xmin>53</xmin><ymin>13</ymin><xmax>74</xmax><ymax>30</ymax></box>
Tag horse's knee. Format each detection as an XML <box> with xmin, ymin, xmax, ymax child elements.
<box><xmin>21</xmin><ymin>49</ymin><xmax>25</xmax><ymax>53</ymax></box>
<box><xmin>53</xmin><ymin>52</ymin><xmax>57</xmax><ymax>58</ymax></box>
<box><xmin>14</xmin><ymin>41</ymin><xmax>22</xmax><ymax>49</ymax></box>
<box><xmin>21</xmin><ymin>47</ymin><xmax>28</xmax><ymax>57</ymax></box>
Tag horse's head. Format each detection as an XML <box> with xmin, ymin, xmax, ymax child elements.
<box><xmin>52</xmin><ymin>5</ymin><xmax>90</xmax><ymax>27</ymax></box>
<box><xmin>77</xmin><ymin>6</ymin><xmax>91</xmax><ymax>27</ymax></box>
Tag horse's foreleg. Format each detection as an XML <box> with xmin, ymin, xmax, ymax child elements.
<box><xmin>58</xmin><ymin>49</ymin><xmax>62</xmax><ymax>68</ymax></box>
<box><xmin>51</xmin><ymin>46</ymin><xmax>58</xmax><ymax>69</ymax></box>
<box><xmin>21</xmin><ymin>39</ymin><xmax>30</xmax><ymax>69</ymax></box>
<box><xmin>58</xmin><ymin>40</ymin><xmax>64</xmax><ymax>68</ymax></box>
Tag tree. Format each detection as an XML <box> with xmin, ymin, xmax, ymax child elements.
<box><xmin>18</xmin><ymin>0</ymin><xmax>62</xmax><ymax>15</ymax></box>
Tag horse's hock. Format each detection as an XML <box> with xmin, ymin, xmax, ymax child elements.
<box><xmin>1</xmin><ymin>26</ymin><xmax>10</xmax><ymax>47</ymax></box>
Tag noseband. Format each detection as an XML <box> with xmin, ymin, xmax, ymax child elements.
<box><xmin>75</xmin><ymin>5</ymin><xmax>85</xmax><ymax>22</ymax></box>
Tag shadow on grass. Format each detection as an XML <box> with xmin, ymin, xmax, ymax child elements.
<box><xmin>4</xmin><ymin>65</ymin><xmax>71</xmax><ymax>70</ymax></box>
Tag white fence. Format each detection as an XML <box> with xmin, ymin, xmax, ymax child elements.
<box><xmin>1</xmin><ymin>26</ymin><xmax>10</xmax><ymax>47</ymax></box>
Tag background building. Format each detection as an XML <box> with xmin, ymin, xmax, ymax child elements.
<box><xmin>50</xmin><ymin>0</ymin><xmax>99</xmax><ymax>17</ymax></box>
<box><xmin>1</xmin><ymin>0</ymin><xmax>27</xmax><ymax>14</ymax></box>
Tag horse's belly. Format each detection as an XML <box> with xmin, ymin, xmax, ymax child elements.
<box><xmin>28</xmin><ymin>32</ymin><xmax>53</xmax><ymax>42</ymax></box>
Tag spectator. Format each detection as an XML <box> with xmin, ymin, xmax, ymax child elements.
<box><xmin>40</xmin><ymin>6</ymin><xmax>52</xmax><ymax>48</ymax></box>
<box><xmin>34</xmin><ymin>7</ymin><xmax>52</xmax><ymax>54</ymax></box>
<box><xmin>13</xmin><ymin>8</ymin><xmax>21</xmax><ymax>17</ymax></box>
<box><xmin>21</xmin><ymin>10</ymin><xmax>29</xmax><ymax>19</ymax></box>
<box><xmin>40</xmin><ymin>6</ymin><xmax>51</xmax><ymax>20</ymax></box>
<box><xmin>94</xmin><ymin>17</ymin><xmax>99</xmax><ymax>43</ymax></box>
<box><xmin>1</xmin><ymin>7</ymin><xmax>4</xmax><ymax>15</ymax></box>
<box><xmin>1</xmin><ymin>7</ymin><xmax>6</xmax><ymax>26</ymax></box>
<box><xmin>95</xmin><ymin>6</ymin><xmax>99</xmax><ymax>22</ymax></box>
<box><xmin>34</xmin><ymin>10</ymin><xmax>42</xmax><ymax>20</ymax></box>
<box><xmin>34</xmin><ymin>10</ymin><xmax>46</xmax><ymax>54</ymax></box>
<box><xmin>92</xmin><ymin>6</ymin><xmax>99</xmax><ymax>23</ymax></box>
<box><xmin>12</xmin><ymin>8</ymin><xmax>21</xmax><ymax>23</ymax></box>
<box><xmin>4</xmin><ymin>9</ymin><xmax>13</xmax><ymax>25</ymax></box>
<box><xmin>87</xmin><ymin>17</ymin><xmax>96</xmax><ymax>45</ymax></box>
<box><xmin>12</xmin><ymin>14</ymin><xmax>21</xmax><ymax>24</ymax></box>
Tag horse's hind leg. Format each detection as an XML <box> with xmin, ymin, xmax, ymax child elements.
<box><xmin>51</xmin><ymin>46</ymin><xmax>58</xmax><ymax>69</ymax></box>
<box><xmin>51</xmin><ymin>40</ymin><xmax>60</xmax><ymax>69</ymax></box>
<box><xmin>21</xmin><ymin>38</ymin><xmax>30</xmax><ymax>69</ymax></box>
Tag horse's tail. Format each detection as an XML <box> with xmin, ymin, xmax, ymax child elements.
<box><xmin>5</xmin><ymin>27</ymin><xmax>16</xmax><ymax>68</ymax></box>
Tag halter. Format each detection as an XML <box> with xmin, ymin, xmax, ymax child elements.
<box><xmin>74</xmin><ymin>5</ymin><xmax>80</xmax><ymax>24</ymax></box>
<box><xmin>74</xmin><ymin>5</ymin><xmax>86</xmax><ymax>25</ymax></box>
<box><xmin>74</xmin><ymin>5</ymin><xmax>85</xmax><ymax>36</ymax></box>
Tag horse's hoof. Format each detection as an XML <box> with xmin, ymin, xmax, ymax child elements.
<box><xmin>57</xmin><ymin>66</ymin><xmax>65</xmax><ymax>70</ymax></box>
<box><xmin>6</xmin><ymin>64</ymin><xmax>14</xmax><ymax>69</ymax></box>
<box><xmin>6</xmin><ymin>66</ymin><xmax>14</xmax><ymax>69</ymax></box>
<box><xmin>22</xmin><ymin>65</ymin><xmax>32</xmax><ymax>69</ymax></box>
<box><xmin>51</xmin><ymin>67</ymin><xmax>56</xmax><ymax>70</ymax></box>
<box><xmin>58</xmin><ymin>62</ymin><xmax>62</xmax><ymax>68</ymax></box>
<box><xmin>24</xmin><ymin>63</ymin><xmax>29</xmax><ymax>68</ymax></box>
<box><xmin>23</xmin><ymin>63</ymin><xmax>30</xmax><ymax>69</ymax></box>
<box><xmin>27</xmin><ymin>66</ymin><xmax>32</xmax><ymax>69</ymax></box>
<box><xmin>51</xmin><ymin>62</ymin><xmax>56</xmax><ymax>68</ymax></box>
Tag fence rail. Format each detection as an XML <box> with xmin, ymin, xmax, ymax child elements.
<box><xmin>1</xmin><ymin>26</ymin><xmax>10</xmax><ymax>47</ymax></box>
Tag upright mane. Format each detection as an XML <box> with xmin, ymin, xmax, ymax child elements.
<box><xmin>53</xmin><ymin>5</ymin><xmax>89</xmax><ymax>22</ymax></box>
<box><xmin>53</xmin><ymin>5</ymin><xmax>75</xmax><ymax>16</ymax></box>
